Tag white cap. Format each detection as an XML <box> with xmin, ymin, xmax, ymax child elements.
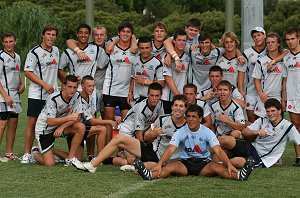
<box><xmin>250</xmin><ymin>27</ymin><xmax>266</xmax><ymax>36</ymax></box>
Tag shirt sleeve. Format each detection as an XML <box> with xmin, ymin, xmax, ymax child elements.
<box><xmin>288</xmin><ymin>126</ymin><xmax>300</xmax><ymax>145</ymax></box>
<box><xmin>24</xmin><ymin>51</ymin><xmax>38</xmax><ymax>72</ymax></box>
<box><xmin>96</xmin><ymin>47</ymin><xmax>109</xmax><ymax>69</ymax></box>
<box><xmin>247</xmin><ymin>118</ymin><xmax>263</xmax><ymax>131</ymax></box>
<box><xmin>234</xmin><ymin>106</ymin><xmax>246</xmax><ymax>124</ymax></box>
<box><xmin>252</xmin><ymin>60</ymin><xmax>262</xmax><ymax>79</ymax></box>
<box><xmin>58</xmin><ymin>51</ymin><xmax>69</xmax><ymax>70</ymax></box>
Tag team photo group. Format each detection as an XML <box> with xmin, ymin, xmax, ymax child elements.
<box><xmin>0</xmin><ymin>18</ymin><xmax>299</xmax><ymax>182</ymax></box>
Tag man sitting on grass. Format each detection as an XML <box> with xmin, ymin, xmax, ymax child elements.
<box><xmin>219</xmin><ymin>98</ymin><xmax>300</xmax><ymax>168</ymax></box>
<box><xmin>134</xmin><ymin>104</ymin><xmax>255</xmax><ymax>181</ymax></box>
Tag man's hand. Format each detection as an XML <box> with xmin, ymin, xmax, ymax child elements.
<box><xmin>4</xmin><ymin>95</ymin><xmax>13</xmax><ymax>108</ymax></box>
<box><xmin>127</xmin><ymin>93</ymin><xmax>133</xmax><ymax>105</ymax></box>
<box><xmin>77</xmin><ymin>51</ymin><xmax>89</xmax><ymax>61</ymax></box>
<box><xmin>133</xmin><ymin>75</ymin><xmax>145</xmax><ymax>85</ymax></box>
<box><xmin>257</xmin><ymin>129</ymin><xmax>267</xmax><ymax>137</ymax></box>
<box><xmin>110</xmin><ymin>120</ymin><xmax>118</xmax><ymax>129</ymax></box>
<box><xmin>259</xmin><ymin>92</ymin><xmax>268</xmax><ymax>103</ymax></box>
<box><xmin>67</xmin><ymin>112</ymin><xmax>80</xmax><ymax>122</ymax></box>
<box><xmin>237</xmin><ymin>56</ymin><xmax>246</xmax><ymax>65</ymax></box>
<box><xmin>218</xmin><ymin>112</ymin><xmax>230</xmax><ymax>123</ymax></box>
<box><xmin>190</xmin><ymin>43</ymin><xmax>199</xmax><ymax>51</ymax></box>
<box><xmin>18</xmin><ymin>83</ymin><xmax>25</xmax><ymax>94</ymax></box>
<box><xmin>42</xmin><ymin>83</ymin><xmax>54</xmax><ymax>94</ymax></box>
<box><xmin>53</xmin><ymin>127</ymin><xmax>64</xmax><ymax>138</ymax></box>
<box><xmin>164</xmin><ymin>53</ymin><xmax>172</xmax><ymax>67</ymax></box>
<box><xmin>151</xmin><ymin>164</ymin><xmax>162</xmax><ymax>178</ymax></box>
<box><xmin>227</xmin><ymin>163</ymin><xmax>238</xmax><ymax>178</ymax></box>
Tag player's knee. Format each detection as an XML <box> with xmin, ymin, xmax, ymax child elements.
<box><xmin>74</xmin><ymin>122</ymin><xmax>85</xmax><ymax>134</ymax></box>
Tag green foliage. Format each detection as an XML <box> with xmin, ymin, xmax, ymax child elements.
<box><xmin>0</xmin><ymin>1</ymin><xmax>63</xmax><ymax>66</ymax></box>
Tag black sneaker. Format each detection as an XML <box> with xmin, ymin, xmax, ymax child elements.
<box><xmin>293</xmin><ymin>158</ymin><xmax>300</xmax><ymax>167</ymax></box>
<box><xmin>238</xmin><ymin>156</ymin><xmax>256</xmax><ymax>181</ymax></box>
<box><xmin>133</xmin><ymin>159</ymin><xmax>152</xmax><ymax>181</ymax></box>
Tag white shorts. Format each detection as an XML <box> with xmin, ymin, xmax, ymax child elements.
<box><xmin>245</xmin><ymin>95</ymin><xmax>258</xmax><ymax>110</ymax></box>
<box><xmin>0</xmin><ymin>102</ymin><xmax>22</xmax><ymax>113</ymax></box>
<box><xmin>286</xmin><ymin>99</ymin><xmax>300</xmax><ymax>114</ymax></box>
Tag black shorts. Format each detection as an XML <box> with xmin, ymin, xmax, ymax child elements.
<box><xmin>230</xmin><ymin>139</ymin><xmax>263</xmax><ymax>167</ymax></box>
<box><xmin>140</xmin><ymin>142</ymin><xmax>159</xmax><ymax>163</ymax></box>
<box><xmin>0</xmin><ymin>112</ymin><xmax>18</xmax><ymax>120</ymax></box>
<box><xmin>162</xmin><ymin>100</ymin><xmax>172</xmax><ymax>114</ymax></box>
<box><xmin>27</xmin><ymin>98</ymin><xmax>46</xmax><ymax>117</ymax></box>
<box><xmin>180</xmin><ymin>158</ymin><xmax>211</xmax><ymax>176</ymax></box>
<box><xmin>102</xmin><ymin>95</ymin><xmax>131</xmax><ymax>111</ymax></box>
<box><xmin>67</xmin><ymin>124</ymin><xmax>92</xmax><ymax>148</ymax></box>
<box><xmin>37</xmin><ymin>133</ymin><xmax>55</xmax><ymax>155</ymax></box>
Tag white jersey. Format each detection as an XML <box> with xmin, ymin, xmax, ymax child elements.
<box><xmin>189</xmin><ymin>47</ymin><xmax>224</xmax><ymax>92</ymax></box>
<box><xmin>151</xmin><ymin>41</ymin><xmax>166</xmax><ymax>61</ymax></box>
<box><xmin>186</xmin><ymin>34</ymin><xmax>200</xmax><ymax>47</ymax></box>
<box><xmin>211</xmin><ymin>100</ymin><xmax>245</xmax><ymax>135</ymax></box>
<box><xmin>170</xmin><ymin>124</ymin><xmax>220</xmax><ymax>160</ymax></box>
<box><xmin>59</xmin><ymin>43</ymin><xmax>108</xmax><ymax>79</ymax></box>
<box><xmin>283</xmin><ymin>51</ymin><xmax>300</xmax><ymax>100</ymax></box>
<box><xmin>249</xmin><ymin>117</ymin><xmax>300</xmax><ymax>167</ymax></box>
<box><xmin>216</xmin><ymin>55</ymin><xmax>244</xmax><ymax>87</ymax></box>
<box><xmin>102</xmin><ymin>45</ymin><xmax>137</xmax><ymax>97</ymax></box>
<box><xmin>242</xmin><ymin>47</ymin><xmax>267</xmax><ymax>96</ymax></box>
<box><xmin>252</xmin><ymin>55</ymin><xmax>287</xmax><ymax>99</ymax></box>
<box><xmin>132</xmin><ymin>56</ymin><xmax>164</xmax><ymax>99</ymax></box>
<box><xmin>0</xmin><ymin>51</ymin><xmax>21</xmax><ymax>103</ymax></box>
<box><xmin>80</xmin><ymin>95</ymin><xmax>97</xmax><ymax>124</ymax></box>
<box><xmin>162</xmin><ymin>53</ymin><xmax>190</xmax><ymax>101</ymax></box>
<box><xmin>196</xmin><ymin>99</ymin><xmax>211</xmax><ymax>118</ymax></box>
<box><xmin>24</xmin><ymin>45</ymin><xmax>59</xmax><ymax>100</ymax></box>
<box><xmin>35</xmin><ymin>91</ymin><xmax>82</xmax><ymax>135</ymax></box>
<box><xmin>152</xmin><ymin>114</ymin><xmax>185</xmax><ymax>160</ymax></box>
<box><xmin>200</xmin><ymin>85</ymin><xmax>244</xmax><ymax>106</ymax></box>
<box><xmin>119</xmin><ymin>98</ymin><xmax>165</xmax><ymax>137</ymax></box>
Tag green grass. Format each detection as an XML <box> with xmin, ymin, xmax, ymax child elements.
<box><xmin>0</xmin><ymin>73</ymin><xmax>299</xmax><ymax>198</ymax></box>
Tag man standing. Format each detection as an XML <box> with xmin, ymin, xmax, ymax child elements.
<box><xmin>22</xmin><ymin>24</ymin><xmax>60</xmax><ymax>163</ymax></box>
<box><xmin>239</xmin><ymin>27</ymin><xmax>266</xmax><ymax>123</ymax></box>
<box><xmin>0</xmin><ymin>32</ymin><xmax>25</xmax><ymax>160</ymax></box>
<box><xmin>283</xmin><ymin>27</ymin><xmax>300</xmax><ymax>166</ymax></box>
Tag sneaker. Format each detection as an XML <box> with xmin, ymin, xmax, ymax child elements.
<box><xmin>3</xmin><ymin>153</ymin><xmax>18</xmax><ymax>160</ymax></box>
<box><xmin>65</xmin><ymin>157</ymin><xmax>80</xmax><ymax>167</ymax></box>
<box><xmin>87</xmin><ymin>155</ymin><xmax>94</xmax><ymax>162</ymax></box>
<box><xmin>293</xmin><ymin>158</ymin><xmax>300</xmax><ymax>167</ymax></box>
<box><xmin>68</xmin><ymin>157</ymin><xmax>86</xmax><ymax>170</ymax></box>
<box><xmin>21</xmin><ymin>153</ymin><xmax>31</xmax><ymax>164</ymax></box>
<box><xmin>0</xmin><ymin>157</ymin><xmax>8</xmax><ymax>162</ymax></box>
<box><xmin>82</xmin><ymin>162</ymin><xmax>97</xmax><ymax>173</ymax></box>
<box><xmin>120</xmin><ymin>164</ymin><xmax>135</xmax><ymax>172</ymax></box>
<box><xmin>238</xmin><ymin>156</ymin><xmax>256</xmax><ymax>181</ymax></box>
<box><xmin>54</xmin><ymin>155</ymin><xmax>65</xmax><ymax>163</ymax></box>
<box><xmin>133</xmin><ymin>159</ymin><xmax>152</xmax><ymax>181</ymax></box>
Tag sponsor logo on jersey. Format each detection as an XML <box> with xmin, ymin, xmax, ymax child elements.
<box><xmin>222</xmin><ymin>66</ymin><xmax>235</xmax><ymax>73</ymax></box>
<box><xmin>193</xmin><ymin>145</ymin><xmax>203</xmax><ymax>153</ymax></box>
<box><xmin>181</xmin><ymin>64</ymin><xmax>185</xmax><ymax>70</ymax></box>
<box><xmin>124</xmin><ymin>57</ymin><xmax>130</xmax><ymax>63</ymax></box>
<box><xmin>90</xmin><ymin>49</ymin><xmax>95</xmax><ymax>54</ymax></box>
<box><xmin>52</xmin><ymin>59</ymin><xmax>57</xmax><ymax>65</ymax></box>
<box><xmin>267</xmin><ymin>66</ymin><xmax>281</xmax><ymax>73</ymax></box>
<box><xmin>156</xmin><ymin>54</ymin><xmax>162</xmax><ymax>60</ymax></box>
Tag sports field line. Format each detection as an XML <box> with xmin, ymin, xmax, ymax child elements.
<box><xmin>105</xmin><ymin>179</ymin><xmax>158</xmax><ymax>198</ymax></box>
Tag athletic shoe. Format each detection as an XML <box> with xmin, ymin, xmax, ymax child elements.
<box><xmin>54</xmin><ymin>155</ymin><xmax>65</xmax><ymax>163</ymax></box>
<box><xmin>238</xmin><ymin>156</ymin><xmax>256</xmax><ymax>181</ymax></box>
<box><xmin>82</xmin><ymin>162</ymin><xmax>97</xmax><ymax>173</ymax></box>
<box><xmin>133</xmin><ymin>159</ymin><xmax>152</xmax><ymax>180</ymax></box>
<box><xmin>3</xmin><ymin>153</ymin><xmax>18</xmax><ymax>160</ymax></box>
<box><xmin>0</xmin><ymin>157</ymin><xmax>8</xmax><ymax>162</ymax></box>
<box><xmin>87</xmin><ymin>155</ymin><xmax>94</xmax><ymax>162</ymax></box>
<box><xmin>293</xmin><ymin>158</ymin><xmax>300</xmax><ymax>167</ymax></box>
<box><xmin>69</xmin><ymin>157</ymin><xmax>86</xmax><ymax>170</ymax></box>
<box><xmin>21</xmin><ymin>153</ymin><xmax>31</xmax><ymax>164</ymax></box>
<box><xmin>64</xmin><ymin>157</ymin><xmax>80</xmax><ymax>167</ymax></box>
<box><xmin>120</xmin><ymin>165</ymin><xmax>135</xmax><ymax>172</ymax></box>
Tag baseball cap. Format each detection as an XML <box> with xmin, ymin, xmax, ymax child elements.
<box><xmin>250</xmin><ymin>27</ymin><xmax>266</xmax><ymax>36</ymax></box>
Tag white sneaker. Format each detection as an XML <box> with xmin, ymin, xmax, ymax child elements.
<box><xmin>54</xmin><ymin>155</ymin><xmax>64</xmax><ymax>163</ymax></box>
<box><xmin>82</xmin><ymin>162</ymin><xmax>97</xmax><ymax>173</ymax></box>
<box><xmin>21</xmin><ymin>153</ymin><xmax>31</xmax><ymax>164</ymax></box>
<box><xmin>0</xmin><ymin>157</ymin><xmax>8</xmax><ymax>162</ymax></box>
<box><xmin>70</xmin><ymin>157</ymin><xmax>85</xmax><ymax>170</ymax></box>
<box><xmin>120</xmin><ymin>165</ymin><xmax>135</xmax><ymax>172</ymax></box>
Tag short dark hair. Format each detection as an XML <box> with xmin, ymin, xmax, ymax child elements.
<box><xmin>171</xmin><ymin>94</ymin><xmax>188</xmax><ymax>107</ymax></box>
<box><xmin>209</xmin><ymin>65</ymin><xmax>223</xmax><ymax>75</ymax></box>
<box><xmin>63</xmin><ymin>75</ymin><xmax>78</xmax><ymax>85</ymax></box>
<box><xmin>264</xmin><ymin>98</ymin><xmax>282</xmax><ymax>110</ymax></box>
<box><xmin>81</xmin><ymin>75</ymin><xmax>94</xmax><ymax>84</ymax></box>
<box><xmin>77</xmin><ymin>24</ymin><xmax>91</xmax><ymax>34</ymax></box>
<box><xmin>173</xmin><ymin>29</ymin><xmax>187</xmax><ymax>40</ymax></box>
<box><xmin>42</xmin><ymin>24</ymin><xmax>58</xmax><ymax>36</ymax></box>
<box><xmin>148</xmin><ymin>82</ymin><xmax>162</xmax><ymax>94</ymax></box>
<box><xmin>186</xmin><ymin>18</ymin><xmax>201</xmax><ymax>29</ymax></box>
<box><xmin>217</xmin><ymin>80</ymin><xmax>232</xmax><ymax>91</ymax></box>
<box><xmin>186</xmin><ymin>104</ymin><xmax>203</xmax><ymax>118</ymax></box>
<box><xmin>2</xmin><ymin>32</ymin><xmax>16</xmax><ymax>41</ymax></box>
<box><xmin>284</xmin><ymin>27</ymin><xmax>299</xmax><ymax>38</ymax></box>
<box><xmin>198</xmin><ymin>32</ymin><xmax>213</xmax><ymax>42</ymax></box>
<box><xmin>183</xmin><ymin>83</ymin><xmax>197</xmax><ymax>94</ymax></box>
<box><xmin>118</xmin><ymin>22</ymin><xmax>134</xmax><ymax>34</ymax></box>
<box><xmin>137</xmin><ymin>36</ymin><xmax>152</xmax><ymax>46</ymax></box>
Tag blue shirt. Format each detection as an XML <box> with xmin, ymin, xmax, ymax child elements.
<box><xmin>170</xmin><ymin>124</ymin><xmax>219</xmax><ymax>159</ymax></box>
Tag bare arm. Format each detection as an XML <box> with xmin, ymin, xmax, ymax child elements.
<box><xmin>66</xmin><ymin>39</ymin><xmax>88</xmax><ymax>60</ymax></box>
<box><xmin>237</xmin><ymin>71</ymin><xmax>246</xmax><ymax>99</ymax></box>
<box><xmin>58</xmin><ymin>69</ymin><xmax>67</xmax><ymax>83</ymax></box>
<box><xmin>135</xmin><ymin>130</ymin><xmax>144</xmax><ymax>142</ymax></box>
<box><xmin>218</xmin><ymin>112</ymin><xmax>246</xmax><ymax>131</ymax></box>
<box><xmin>47</xmin><ymin>112</ymin><xmax>79</xmax><ymax>126</ymax></box>
<box><xmin>0</xmin><ymin>82</ymin><xmax>13</xmax><ymax>107</ymax></box>
<box><xmin>164</xmin><ymin>76</ymin><xmax>180</xmax><ymax>95</ymax></box>
<box><xmin>254</xmin><ymin>78</ymin><xmax>268</xmax><ymax>103</ymax></box>
<box><xmin>18</xmin><ymin>76</ymin><xmax>25</xmax><ymax>94</ymax></box>
<box><xmin>89</xmin><ymin>117</ymin><xmax>117</xmax><ymax>129</ymax></box>
<box><xmin>242</xmin><ymin>126</ymin><xmax>266</xmax><ymax>138</ymax></box>
<box><xmin>281</xmin><ymin>77</ymin><xmax>287</xmax><ymax>111</ymax></box>
<box><xmin>144</xmin><ymin>127</ymin><xmax>163</xmax><ymax>143</ymax></box>
<box><xmin>202</xmin><ymin>115</ymin><xmax>213</xmax><ymax>130</ymax></box>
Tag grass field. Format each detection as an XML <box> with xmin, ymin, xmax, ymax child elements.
<box><xmin>0</xmin><ymin>74</ymin><xmax>299</xmax><ymax>198</ymax></box>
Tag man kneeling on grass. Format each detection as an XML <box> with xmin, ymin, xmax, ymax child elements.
<box><xmin>32</xmin><ymin>75</ymin><xmax>85</xmax><ymax>166</ymax></box>
<box><xmin>134</xmin><ymin>104</ymin><xmax>255</xmax><ymax>181</ymax></box>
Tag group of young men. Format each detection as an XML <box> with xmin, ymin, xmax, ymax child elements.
<box><xmin>0</xmin><ymin>18</ymin><xmax>299</xmax><ymax>182</ymax></box>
